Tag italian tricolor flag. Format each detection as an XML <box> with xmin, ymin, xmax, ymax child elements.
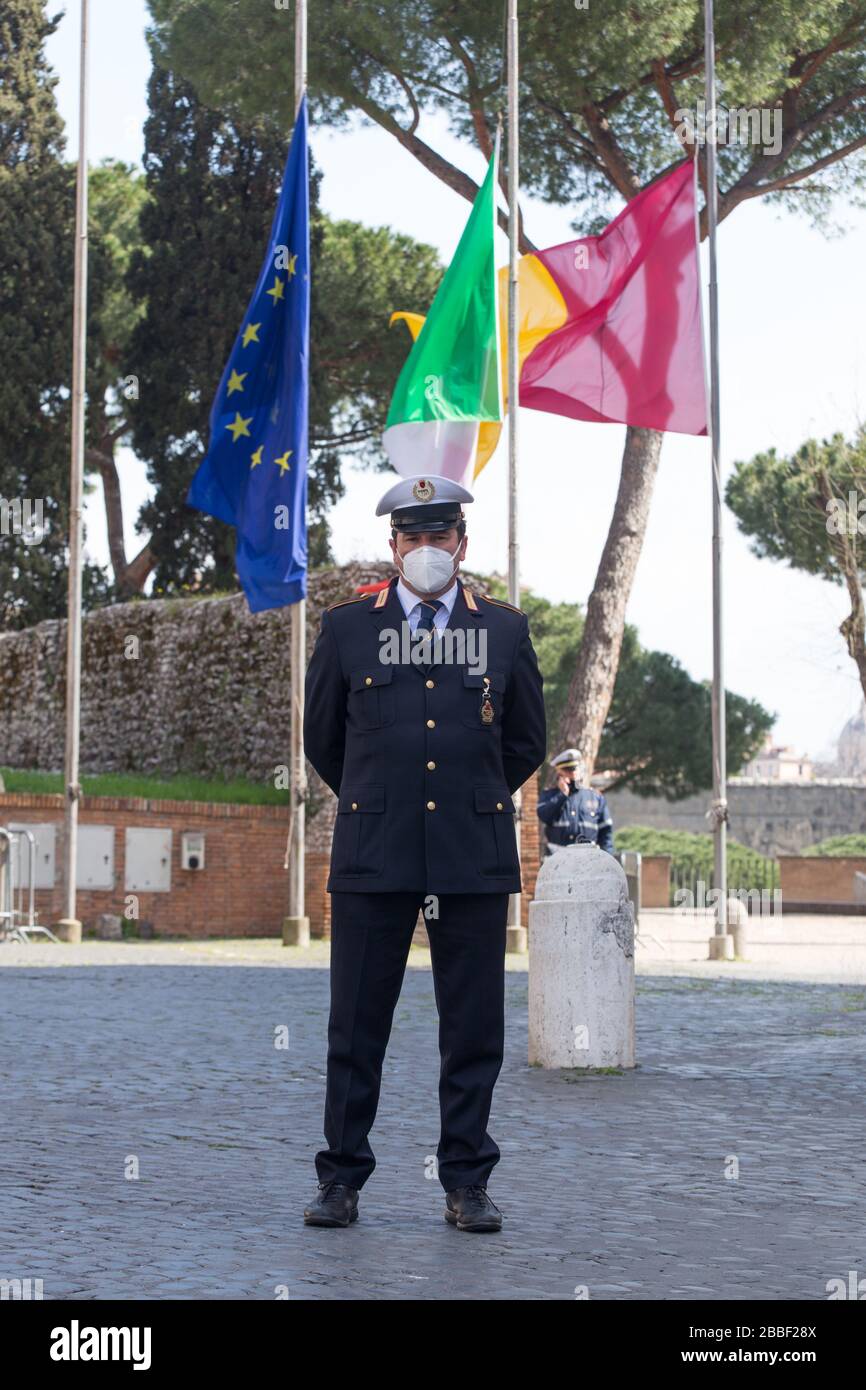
<box><xmin>383</xmin><ymin>133</ymin><xmax>503</xmax><ymax>484</ymax></box>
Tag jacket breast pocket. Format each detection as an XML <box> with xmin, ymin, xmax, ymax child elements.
<box><xmin>474</xmin><ymin>787</ymin><xmax>518</xmax><ymax>876</ymax></box>
<box><xmin>348</xmin><ymin>666</ymin><xmax>395</xmax><ymax>731</ymax></box>
<box><xmin>331</xmin><ymin>785</ymin><xmax>385</xmax><ymax>877</ymax></box>
<box><xmin>461</xmin><ymin>670</ymin><xmax>506</xmax><ymax>729</ymax></box>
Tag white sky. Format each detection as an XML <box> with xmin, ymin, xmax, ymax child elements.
<box><xmin>47</xmin><ymin>0</ymin><xmax>866</xmax><ymax>762</ymax></box>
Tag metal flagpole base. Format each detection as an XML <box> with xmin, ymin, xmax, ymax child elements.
<box><xmin>506</xmin><ymin>889</ymin><xmax>526</xmax><ymax>953</ymax></box>
<box><xmin>506</xmin><ymin>924</ymin><xmax>527</xmax><ymax>954</ymax></box>
<box><xmin>54</xmin><ymin>918</ymin><xmax>82</xmax><ymax>944</ymax></box>
<box><xmin>282</xmin><ymin>915</ymin><xmax>310</xmax><ymax>947</ymax></box>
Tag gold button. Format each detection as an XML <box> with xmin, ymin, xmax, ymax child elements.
<box><xmin>426</xmin><ymin>719</ymin><xmax>435</xmax><ymax>729</ymax></box>
<box><xmin>496</xmin><ymin>802</ymin><xmax>504</xmax><ymax>810</ymax></box>
<box><xmin>427</xmin><ymin>801</ymin><xmax>436</xmax><ymax>811</ymax></box>
<box><xmin>426</xmin><ymin>678</ymin><xmax>435</xmax><ymax>688</ymax></box>
<box><xmin>351</xmin><ymin>802</ymin><xmax>358</xmax><ymax>811</ymax></box>
<box><xmin>365</xmin><ymin>676</ymin><xmax>372</xmax><ymax>686</ymax></box>
<box><xmin>427</xmin><ymin>760</ymin><xmax>436</xmax><ymax>771</ymax></box>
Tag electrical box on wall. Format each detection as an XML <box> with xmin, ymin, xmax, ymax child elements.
<box><xmin>181</xmin><ymin>832</ymin><xmax>205</xmax><ymax>871</ymax></box>
<box><xmin>8</xmin><ymin>823</ymin><xmax>56</xmax><ymax>888</ymax></box>
<box><xmin>76</xmin><ymin>825</ymin><xmax>115</xmax><ymax>889</ymax></box>
<box><xmin>125</xmin><ymin>828</ymin><xmax>172</xmax><ymax>893</ymax></box>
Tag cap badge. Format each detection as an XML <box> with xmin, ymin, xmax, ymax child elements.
<box><xmin>412</xmin><ymin>478</ymin><xmax>435</xmax><ymax>502</ymax></box>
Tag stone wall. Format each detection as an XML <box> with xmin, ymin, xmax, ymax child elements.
<box><xmin>0</xmin><ymin>563</ymin><xmax>403</xmax><ymax>782</ymax></box>
<box><xmin>1</xmin><ymin>565</ymin><xmax>543</xmax><ymax>937</ymax></box>
<box><xmin>604</xmin><ymin>781</ymin><xmax>866</xmax><ymax>857</ymax></box>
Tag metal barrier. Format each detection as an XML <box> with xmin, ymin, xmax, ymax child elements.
<box><xmin>669</xmin><ymin>855</ymin><xmax>779</xmax><ymax>908</ymax></box>
<box><xmin>617</xmin><ymin>849</ymin><xmax>641</xmax><ymax>927</ymax></box>
<box><xmin>615</xmin><ymin>848</ymin><xmax>666</xmax><ymax>954</ymax></box>
<box><xmin>0</xmin><ymin>827</ymin><xmax>59</xmax><ymax>944</ymax></box>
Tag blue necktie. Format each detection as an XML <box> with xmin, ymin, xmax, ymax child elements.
<box><xmin>416</xmin><ymin>599</ymin><xmax>444</xmax><ymax>671</ymax></box>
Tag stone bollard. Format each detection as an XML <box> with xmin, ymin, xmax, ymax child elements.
<box><xmin>529</xmin><ymin>845</ymin><xmax>635</xmax><ymax>1070</ymax></box>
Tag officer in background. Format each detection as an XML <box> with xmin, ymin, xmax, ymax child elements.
<box><xmin>536</xmin><ymin>747</ymin><xmax>614</xmax><ymax>855</ymax></box>
<box><xmin>302</xmin><ymin>473</ymin><xmax>546</xmax><ymax>1233</ymax></box>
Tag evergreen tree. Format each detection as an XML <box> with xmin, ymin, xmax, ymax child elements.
<box><xmin>0</xmin><ymin>0</ymin><xmax>109</xmax><ymax>629</ymax></box>
<box><xmin>1</xmin><ymin>13</ymin><xmax>444</xmax><ymax>620</ymax></box>
<box><xmin>0</xmin><ymin>0</ymin><xmax>64</xmax><ymax>171</ymax></box>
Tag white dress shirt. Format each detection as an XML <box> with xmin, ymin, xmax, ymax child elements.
<box><xmin>395</xmin><ymin>576</ymin><xmax>459</xmax><ymax>634</ymax></box>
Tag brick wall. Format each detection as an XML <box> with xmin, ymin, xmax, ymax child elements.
<box><xmin>303</xmin><ymin>773</ymin><xmax>543</xmax><ymax>942</ymax></box>
<box><xmin>519</xmin><ymin>773</ymin><xmax>541</xmax><ymax>927</ymax></box>
<box><xmin>1</xmin><ymin>792</ymin><xmax>293</xmax><ymax>939</ymax></box>
<box><xmin>641</xmin><ymin>855</ymin><xmax>672</xmax><ymax>908</ymax></box>
<box><xmin>305</xmin><ymin>850</ymin><xmax>332</xmax><ymax>939</ymax></box>
<box><xmin>2</xmin><ymin>777</ymin><xmax>543</xmax><ymax>941</ymax></box>
<box><xmin>778</xmin><ymin>855</ymin><xmax>866</xmax><ymax>905</ymax></box>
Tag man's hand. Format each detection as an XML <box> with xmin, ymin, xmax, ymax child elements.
<box><xmin>557</xmin><ymin>773</ymin><xmax>572</xmax><ymax>797</ymax></box>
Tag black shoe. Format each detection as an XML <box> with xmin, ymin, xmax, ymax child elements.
<box><xmin>304</xmin><ymin>1180</ymin><xmax>359</xmax><ymax>1227</ymax></box>
<box><xmin>444</xmin><ymin>1184</ymin><xmax>503</xmax><ymax>1232</ymax></box>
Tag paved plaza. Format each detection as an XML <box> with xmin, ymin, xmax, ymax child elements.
<box><xmin>1</xmin><ymin>927</ymin><xmax>865</xmax><ymax>1300</ymax></box>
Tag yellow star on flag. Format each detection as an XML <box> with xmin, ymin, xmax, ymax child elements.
<box><xmin>226</xmin><ymin>412</ymin><xmax>253</xmax><ymax>443</ymax></box>
<box><xmin>286</xmin><ymin>253</ymin><xmax>298</xmax><ymax>278</ymax></box>
<box><xmin>266</xmin><ymin>276</ymin><xmax>286</xmax><ymax>303</ymax></box>
<box><xmin>274</xmin><ymin>450</ymin><xmax>293</xmax><ymax>475</ymax></box>
<box><xmin>227</xmin><ymin>369</ymin><xmax>248</xmax><ymax>395</ymax></box>
<box><xmin>250</xmin><ymin>445</ymin><xmax>264</xmax><ymax>468</ymax></box>
<box><xmin>241</xmin><ymin>322</ymin><xmax>261</xmax><ymax>347</ymax></box>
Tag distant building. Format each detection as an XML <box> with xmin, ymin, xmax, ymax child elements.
<box><xmin>741</xmin><ymin>735</ymin><xmax>813</xmax><ymax>783</ymax></box>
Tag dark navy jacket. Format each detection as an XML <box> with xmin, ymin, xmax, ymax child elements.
<box><xmin>304</xmin><ymin>577</ymin><xmax>546</xmax><ymax>894</ymax></box>
<box><xmin>537</xmin><ymin>783</ymin><xmax>614</xmax><ymax>854</ymax></box>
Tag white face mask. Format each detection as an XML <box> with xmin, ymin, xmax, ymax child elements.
<box><xmin>399</xmin><ymin>541</ymin><xmax>461</xmax><ymax>595</ymax></box>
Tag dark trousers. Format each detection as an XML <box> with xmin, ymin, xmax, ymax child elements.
<box><xmin>316</xmin><ymin>891</ymin><xmax>508</xmax><ymax>1193</ymax></box>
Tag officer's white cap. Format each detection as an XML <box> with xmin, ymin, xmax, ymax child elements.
<box><xmin>375</xmin><ymin>473</ymin><xmax>474</xmax><ymax>517</ymax></box>
<box><xmin>551</xmin><ymin>748</ymin><xmax>585</xmax><ymax>769</ymax></box>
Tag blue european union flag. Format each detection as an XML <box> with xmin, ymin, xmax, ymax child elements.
<box><xmin>187</xmin><ymin>96</ymin><xmax>309</xmax><ymax>612</ymax></box>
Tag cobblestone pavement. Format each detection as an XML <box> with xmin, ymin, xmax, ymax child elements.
<box><xmin>2</xmin><ymin>943</ymin><xmax>865</xmax><ymax>1300</ymax></box>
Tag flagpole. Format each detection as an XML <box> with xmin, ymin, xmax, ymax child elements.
<box><xmin>284</xmin><ymin>0</ymin><xmax>310</xmax><ymax>947</ymax></box>
<box><xmin>703</xmin><ymin>0</ymin><xmax>728</xmax><ymax>945</ymax></box>
<box><xmin>505</xmin><ymin>0</ymin><xmax>525</xmax><ymax>951</ymax></box>
<box><xmin>60</xmin><ymin>0</ymin><xmax>90</xmax><ymax>937</ymax></box>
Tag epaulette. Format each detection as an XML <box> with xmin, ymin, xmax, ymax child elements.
<box><xmin>326</xmin><ymin>594</ymin><xmax>368</xmax><ymax>612</ymax></box>
<box><xmin>479</xmin><ymin>593</ymin><xmax>523</xmax><ymax>614</ymax></box>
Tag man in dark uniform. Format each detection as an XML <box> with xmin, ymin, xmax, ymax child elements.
<box><xmin>536</xmin><ymin>747</ymin><xmax>614</xmax><ymax>855</ymax></box>
<box><xmin>302</xmin><ymin>473</ymin><xmax>546</xmax><ymax>1232</ymax></box>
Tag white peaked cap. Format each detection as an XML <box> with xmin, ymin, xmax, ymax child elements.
<box><xmin>375</xmin><ymin>473</ymin><xmax>475</xmax><ymax>517</ymax></box>
<box><xmin>551</xmin><ymin>748</ymin><xmax>585</xmax><ymax>769</ymax></box>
